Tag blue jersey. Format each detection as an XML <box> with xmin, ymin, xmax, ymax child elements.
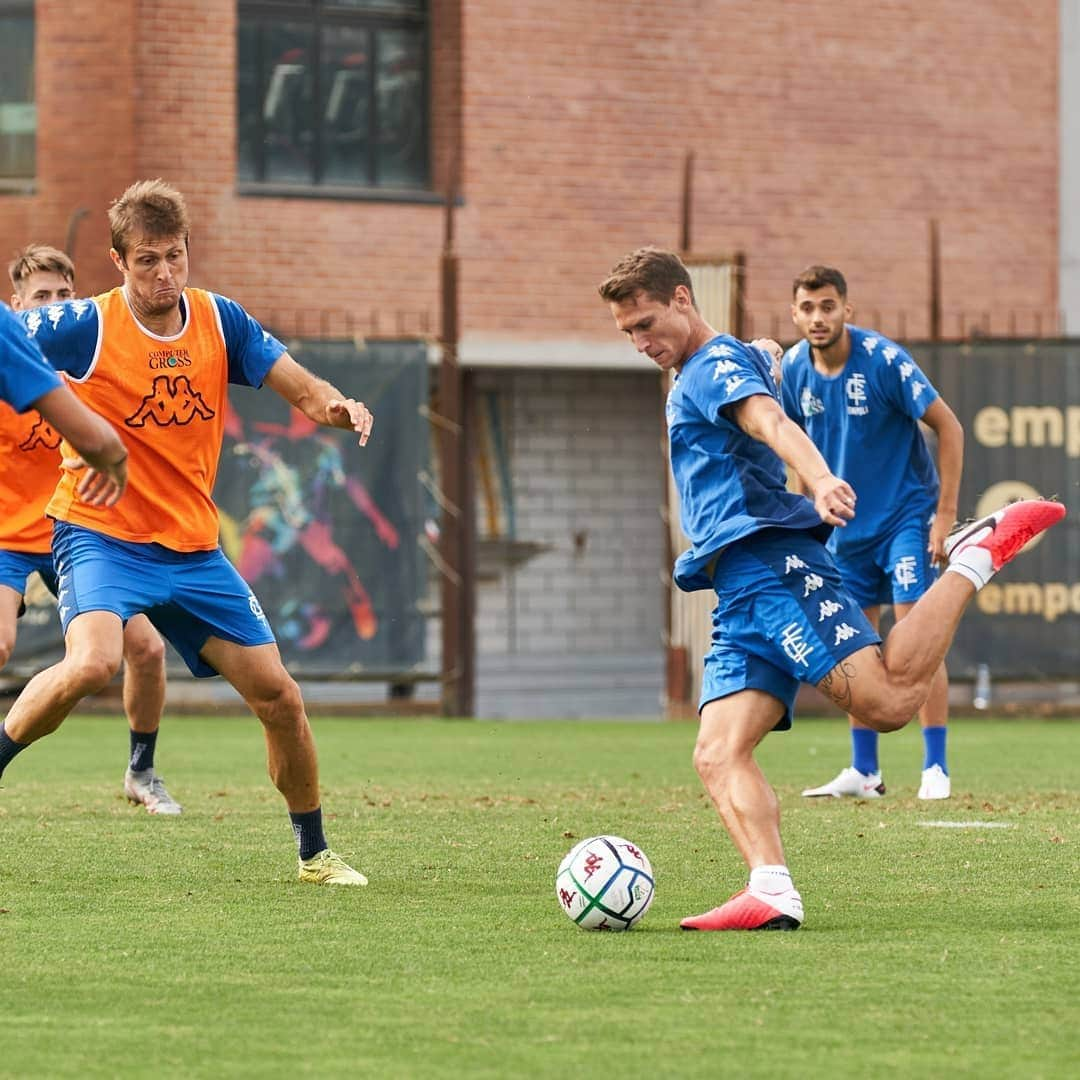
<box><xmin>667</xmin><ymin>335</ymin><xmax>825</xmax><ymax>591</ymax></box>
<box><xmin>17</xmin><ymin>290</ymin><xmax>282</xmax><ymax>387</ymax></box>
<box><xmin>0</xmin><ymin>301</ymin><xmax>63</xmax><ymax>412</ymax></box>
<box><xmin>781</xmin><ymin>326</ymin><xmax>939</xmax><ymax>552</ymax></box>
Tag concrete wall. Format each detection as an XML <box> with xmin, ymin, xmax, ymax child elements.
<box><xmin>470</xmin><ymin>368</ymin><xmax>666</xmax><ymax>718</ymax></box>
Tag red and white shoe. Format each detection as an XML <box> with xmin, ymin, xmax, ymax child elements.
<box><xmin>944</xmin><ymin>499</ymin><xmax>1066</xmax><ymax>589</ymax></box>
<box><xmin>680</xmin><ymin>888</ymin><xmax>804</xmax><ymax>931</ymax></box>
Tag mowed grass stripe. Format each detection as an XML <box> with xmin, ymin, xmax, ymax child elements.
<box><xmin>0</xmin><ymin>715</ymin><xmax>1076</xmax><ymax>1079</ymax></box>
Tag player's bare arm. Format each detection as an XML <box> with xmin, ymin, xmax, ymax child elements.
<box><xmin>32</xmin><ymin>385</ymin><xmax>127</xmax><ymax>506</ymax></box>
<box><xmin>264</xmin><ymin>353</ymin><xmax>374</xmax><ymax>446</ymax></box>
<box><xmin>729</xmin><ymin>393</ymin><xmax>855</xmax><ymax>527</ymax></box>
<box><xmin>920</xmin><ymin>397</ymin><xmax>964</xmax><ymax>564</ymax></box>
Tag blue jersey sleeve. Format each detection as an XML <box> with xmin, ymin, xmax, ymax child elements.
<box><xmin>0</xmin><ymin>302</ymin><xmax>64</xmax><ymax>411</ymax></box>
<box><xmin>683</xmin><ymin>338</ymin><xmax>777</xmax><ymax>425</ymax></box>
<box><xmin>17</xmin><ymin>299</ymin><xmax>101</xmax><ymax>380</ymax></box>
<box><xmin>212</xmin><ymin>294</ymin><xmax>287</xmax><ymax>388</ymax></box>
<box><xmin>779</xmin><ymin>346</ymin><xmax>806</xmax><ymax>425</ymax></box>
<box><xmin>874</xmin><ymin>343</ymin><xmax>939</xmax><ymax>420</ymax></box>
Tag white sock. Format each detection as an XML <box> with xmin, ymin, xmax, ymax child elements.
<box><xmin>945</xmin><ymin>528</ymin><xmax>995</xmax><ymax>590</ymax></box>
<box><xmin>749</xmin><ymin>864</ymin><xmax>795</xmax><ymax>895</ymax></box>
<box><xmin>945</xmin><ymin>559</ymin><xmax>989</xmax><ymax>591</ymax></box>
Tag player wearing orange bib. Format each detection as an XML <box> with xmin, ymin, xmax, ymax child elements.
<box><xmin>0</xmin><ymin>181</ymin><xmax>374</xmax><ymax>886</ymax></box>
<box><xmin>5</xmin><ymin>245</ymin><xmax>178</xmax><ymax>814</ymax></box>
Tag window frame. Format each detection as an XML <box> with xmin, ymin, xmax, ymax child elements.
<box><xmin>0</xmin><ymin>0</ymin><xmax>36</xmax><ymax>192</ymax></box>
<box><xmin>236</xmin><ymin>0</ymin><xmax>432</xmax><ymax>200</ymax></box>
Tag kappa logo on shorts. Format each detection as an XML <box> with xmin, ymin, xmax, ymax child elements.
<box><xmin>784</xmin><ymin>554</ymin><xmax>809</xmax><ymax>574</ymax></box>
<box><xmin>818</xmin><ymin>599</ymin><xmax>843</xmax><ymax>622</ymax></box>
<box><xmin>248</xmin><ymin>594</ymin><xmax>267</xmax><ymax>621</ymax></box>
<box><xmin>126</xmin><ymin>374</ymin><xmax>215</xmax><ymax>428</ymax></box>
<box><xmin>833</xmin><ymin>622</ymin><xmax>859</xmax><ymax>645</ymax></box>
<box><xmin>18</xmin><ymin>415</ymin><xmax>62</xmax><ymax>451</ymax></box>
<box><xmin>802</xmin><ymin>572</ymin><xmax>824</xmax><ymax>597</ymax></box>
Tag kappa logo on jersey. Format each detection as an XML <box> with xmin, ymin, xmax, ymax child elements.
<box><xmin>846</xmin><ymin>372</ymin><xmax>869</xmax><ymax>416</ymax></box>
<box><xmin>125</xmin><ymin>374</ymin><xmax>215</xmax><ymax>428</ymax></box>
<box><xmin>724</xmin><ymin>375</ymin><xmax>746</xmax><ymax>396</ymax></box>
<box><xmin>899</xmin><ymin>360</ymin><xmax>915</xmax><ymax>381</ymax></box>
<box><xmin>18</xmin><ymin>415</ymin><xmax>61</xmax><ymax>451</ymax></box>
<box><xmin>883</xmin><ymin>345</ymin><xmax>899</xmax><ymax>364</ymax></box>
<box><xmin>712</xmin><ymin>358</ymin><xmax>739</xmax><ymax>380</ymax></box>
<box><xmin>46</xmin><ymin>304</ymin><xmax>66</xmax><ymax>329</ymax></box>
<box><xmin>800</xmin><ymin>386</ymin><xmax>824</xmax><ymax>417</ymax></box>
<box><xmin>24</xmin><ymin>310</ymin><xmax>42</xmax><ymax>336</ymax></box>
<box><xmin>862</xmin><ymin>336</ymin><xmax>879</xmax><ymax>355</ymax></box>
<box><xmin>911</xmin><ymin>380</ymin><xmax>926</xmax><ymax>400</ymax></box>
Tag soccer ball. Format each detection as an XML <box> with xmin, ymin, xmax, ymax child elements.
<box><xmin>555</xmin><ymin>835</ymin><xmax>655</xmax><ymax>931</ymax></box>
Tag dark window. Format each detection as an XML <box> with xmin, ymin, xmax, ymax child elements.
<box><xmin>0</xmin><ymin>1</ymin><xmax>34</xmax><ymax>181</ymax></box>
<box><xmin>238</xmin><ymin>1</ymin><xmax>428</xmax><ymax>193</ymax></box>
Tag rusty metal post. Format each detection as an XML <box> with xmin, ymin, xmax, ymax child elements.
<box><xmin>929</xmin><ymin>219</ymin><xmax>941</xmax><ymax>341</ymax></box>
<box><xmin>437</xmin><ymin>176</ymin><xmax>475</xmax><ymax>716</ymax></box>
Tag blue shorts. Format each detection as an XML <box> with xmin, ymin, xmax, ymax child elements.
<box><xmin>700</xmin><ymin>528</ymin><xmax>881</xmax><ymax>728</ymax></box>
<box><xmin>832</xmin><ymin>511</ymin><xmax>938</xmax><ymax>609</ymax></box>
<box><xmin>52</xmin><ymin>522</ymin><xmax>276</xmax><ymax>678</ymax></box>
<box><xmin>0</xmin><ymin>549</ymin><xmax>59</xmax><ymax>614</ymax></box>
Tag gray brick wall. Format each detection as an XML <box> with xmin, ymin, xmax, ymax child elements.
<box><xmin>470</xmin><ymin>369</ymin><xmax>666</xmax><ymax>717</ymax></box>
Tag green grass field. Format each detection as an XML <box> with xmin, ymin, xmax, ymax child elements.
<box><xmin>0</xmin><ymin>713</ymin><xmax>1076</xmax><ymax>1079</ymax></box>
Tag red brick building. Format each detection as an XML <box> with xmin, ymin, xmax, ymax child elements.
<box><xmin>0</xmin><ymin>0</ymin><xmax>1060</xmax><ymax>342</ymax></box>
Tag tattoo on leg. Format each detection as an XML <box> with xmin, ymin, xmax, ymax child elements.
<box><xmin>818</xmin><ymin>660</ymin><xmax>857</xmax><ymax>711</ymax></box>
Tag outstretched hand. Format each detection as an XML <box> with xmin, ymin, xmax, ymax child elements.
<box><xmin>808</xmin><ymin>473</ymin><xmax>856</xmax><ymax>527</ymax></box>
<box><xmin>326</xmin><ymin>398</ymin><xmax>374</xmax><ymax>446</ymax></box>
<box><xmin>63</xmin><ymin>454</ymin><xmax>127</xmax><ymax>508</ymax></box>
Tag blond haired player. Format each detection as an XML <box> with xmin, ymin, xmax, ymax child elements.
<box><xmin>0</xmin><ymin>182</ymin><xmax>373</xmax><ymax>885</ymax></box>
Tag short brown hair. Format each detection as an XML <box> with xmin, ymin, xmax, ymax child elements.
<box><xmin>792</xmin><ymin>265</ymin><xmax>847</xmax><ymax>299</ymax></box>
<box><xmin>108</xmin><ymin>179</ymin><xmax>190</xmax><ymax>260</ymax></box>
<box><xmin>8</xmin><ymin>243</ymin><xmax>75</xmax><ymax>293</ymax></box>
<box><xmin>598</xmin><ymin>246</ymin><xmax>696</xmax><ymax>307</ymax></box>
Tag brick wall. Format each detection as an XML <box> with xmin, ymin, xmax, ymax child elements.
<box><xmin>0</xmin><ymin>1</ymin><xmax>1058</xmax><ymax>343</ymax></box>
<box><xmin>472</xmin><ymin>367</ymin><xmax>665</xmax><ymax>656</ymax></box>
<box><xmin>469</xmin><ymin>367</ymin><xmax>666</xmax><ymax>716</ymax></box>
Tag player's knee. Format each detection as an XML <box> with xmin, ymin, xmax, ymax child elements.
<box><xmin>252</xmin><ymin>674</ymin><xmax>305</xmax><ymax>729</ymax></box>
<box><xmin>123</xmin><ymin>627</ymin><xmax>166</xmax><ymax>673</ymax></box>
<box><xmin>67</xmin><ymin>651</ymin><xmax>122</xmax><ymax>694</ymax></box>
<box><xmin>691</xmin><ymin>735</ymin><xmax>736</xmax><ymax>785</ymax></box>
<box><xmin>850</xmin><ymin>696</ymin><xmax>913</xmax><ymax>734</ymax></box>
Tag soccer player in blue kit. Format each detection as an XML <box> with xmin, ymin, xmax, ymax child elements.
<box><xmin>598</xmin><ymin>247</ymin><xmax>1065</xmax><ymax>930</ymax></box>
<box><xmin>0</xmin><ymin>301</ymin><xmax>127</xmax><ymax>502</ymax></box>
<box><xmin>782</xmin><ymin>266</ymin><xmax>963</xmax><ymax>801</ymax></box>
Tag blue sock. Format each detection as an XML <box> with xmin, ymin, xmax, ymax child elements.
<box><xmin>290</xmin><ymin>807</ymin><xmax>328</xmax><ymax>861</ymax></box>
<box><xmin>0</xmin><ymin>722</ymin><xmax>29</xmax><ymax>780</ymax></box>
<box><xmin>922</xmin><ymin>726</ymin><xmax>948</xmax><ymax>773</ymax></box>
<box><xmin>851</xmin><ymin>728</ymin><xmax>879</xmax><ymax>775</ymax></box>
<box><xmin>129</xmin><ymin>729</ymin><xmax>158</xmax><ymax>772</ymax></box>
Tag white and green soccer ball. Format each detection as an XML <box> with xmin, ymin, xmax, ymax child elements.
<box><xmin>555</xmin><ymin>834</ymin><xmax>655</xmax><ymax>931</ymax></box>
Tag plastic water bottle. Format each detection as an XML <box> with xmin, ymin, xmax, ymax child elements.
<box><xmin>973</xmin><ymin>663</ymin><xmax>991</xmax><ymax>710</ymax></box>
